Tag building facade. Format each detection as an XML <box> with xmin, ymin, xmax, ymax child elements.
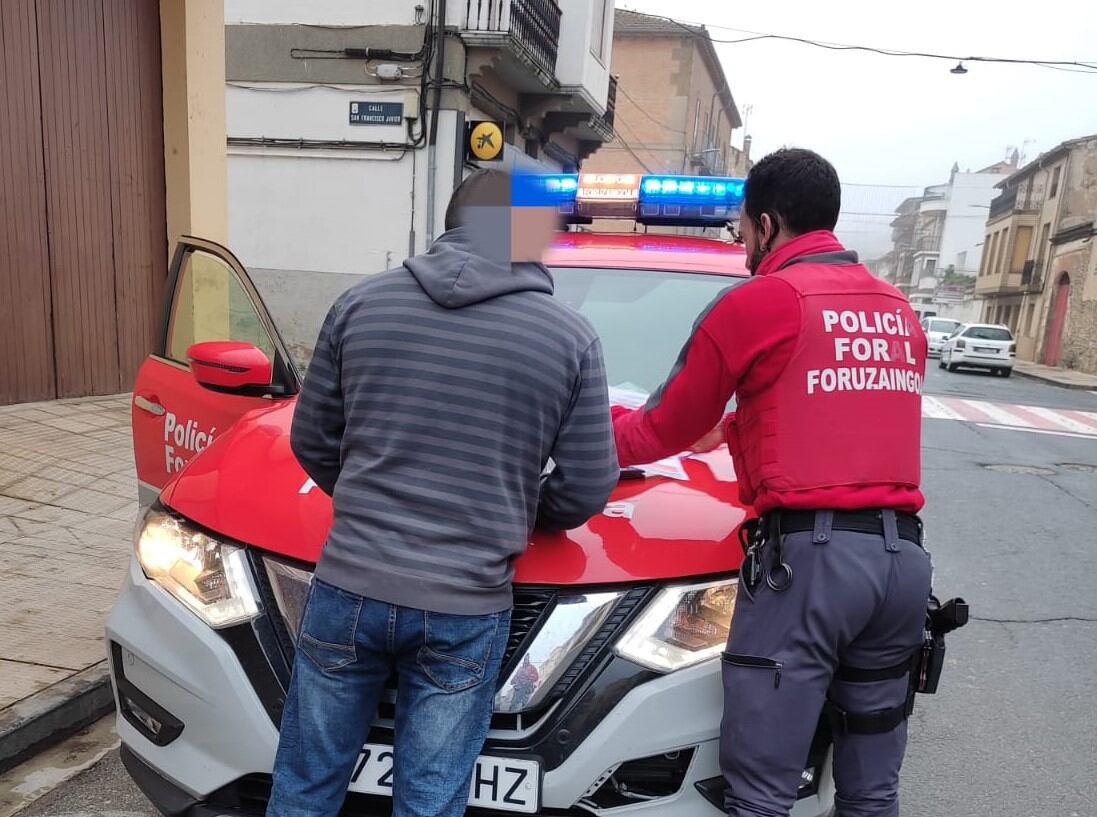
<box><xmin>223</xmin><ymin>0</ymin><xmax>618</xmax><ymax>355</ymax></box>
<box><xmin>873</xmin><ymin>160</ymin><xmax>1014</xmax><ymax>321</ymax></box>
<box><xmin>1</xmin><ymin>0</ymin><xmax>229</xmax><ymax>405</ymax></box>
<box><xmin>977</xmin><ymin>135</ymin><xmax>1097</xmax><ymax>372</ymax></box>
<box><xmin>579</xmin><ymin>9</ymin><xmax>747</xmax><ymax>236</ymax></box>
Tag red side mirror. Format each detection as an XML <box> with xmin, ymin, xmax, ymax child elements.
<box><xmin>186</xmin><ymin>341</ymin><xmax>274</xmax><ymax>395</ymax></box>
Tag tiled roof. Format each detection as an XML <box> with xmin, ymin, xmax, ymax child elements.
<box><xmin>613</xmin><ymin>8</ymin><xmax>702</xmax><ymax>36</ymax></box>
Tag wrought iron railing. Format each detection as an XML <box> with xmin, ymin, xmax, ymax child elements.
<box><xmin>603</xmin><ymin>74</ymin><xmax>617</xmax><ymax>130</ymax></box>
<box><xmin>989</xmin><ymin>188</ymin><xmax>1018</xmax><ymax>219</ymax></box>
<box><xmin>464</xmin><ymin>0</ymin><xmax>562</xmax><ymax>79</ymax></box>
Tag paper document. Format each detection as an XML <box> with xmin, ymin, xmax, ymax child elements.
<box><xmin>607</xmin><ymin>385</ymin><xmax>649</xmax><ymax>410</ymax></box>
<box><xmin>635</xmin><ymin>455</ymin><xmax>690</xmax><ymax>481</ymax></box>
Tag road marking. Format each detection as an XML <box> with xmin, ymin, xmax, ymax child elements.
<box><xmin>1018</xmin><ymin>404</ymin><xmax>1097</xmax><ymax>435</ymax></box>
<box><xmin>975</xmin><ymin>423</ymin><xmax>1097</xmax><ymax>440</ymax></box>
<box><xmin>960</xmin><ymin>399</ymin><xmax>1023</xmax><ymax>426</ymax></box>
<box><xmin>921</xmin><ymin>396</ymin><xmax>966</xmax><ymax>420</ymax></box>
<box><xmin>925</xmin><ymin>396</ymin><xmax>1097</xmax><ymax>439</ymax></box>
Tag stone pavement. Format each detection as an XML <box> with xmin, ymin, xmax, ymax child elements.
<box><xmin>1013</xmin><ymin>360</ymin><xmax>1097</xmax><ymax>390</ymax></box>
<box><xmin>0</xmin><ymin>395</ymin><xmax>134</xmax><ymax>716</ymax></box>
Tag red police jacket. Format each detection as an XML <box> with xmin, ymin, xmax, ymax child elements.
<box><xmin>612</xmin><ymin>230</ymin><xmax>927</xmax><ymax>513</ymax></box>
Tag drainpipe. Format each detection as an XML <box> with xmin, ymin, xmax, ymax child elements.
<box><xmin>425</xmin><ymin>0</ymin><xmax>446</xmax><ymax>244</ymax></box>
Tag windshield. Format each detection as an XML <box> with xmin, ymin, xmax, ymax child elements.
<box><xmin>552</xmin><ymin>266</ymin><xmax>745</xmax><ymax>394</ymax></box>
<box><xmin>963</xmin><ymin>326</ymin><xmax>1013</xmax><ymax>341</ymax></box>
<box><xmin>277</xmin><ymin>266</ymin><xmax>746</xmax><ymax>392</ymax></box>
<box><xmin>927</xmin><ymin>319</ymin><xmax>960</xmax><ymax>334</ymax></box>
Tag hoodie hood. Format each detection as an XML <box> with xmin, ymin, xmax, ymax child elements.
<box><xmin>404</xmin><ymin>227</ymin><xmax>554</xmax><ymax>308</ymax></box>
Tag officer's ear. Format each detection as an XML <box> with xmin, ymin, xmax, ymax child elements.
<box><xmin>760</xmin><ymin>211</ymin><xmax>780</xmax><ymax>251</ymax></box>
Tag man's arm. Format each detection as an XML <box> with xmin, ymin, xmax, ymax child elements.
<box><xmin>537</xmin><ymin>338</ymin><xmax>619</xmax><ymax>530</ymax></box>
<box><xmin>613</xmin><ymin>279</ymin><xmax>800</xmax><ymax>467</ymax></box>
<box><xmin>290</xmin><ymin>301</ymin><xmax>346</xmax><ymax>496</ymax></box>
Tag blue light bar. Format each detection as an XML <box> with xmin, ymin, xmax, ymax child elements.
<box><xmin>636</xmin><ymin>175</ymin><xmax>745</xmax><ymax>227</ymax></box>
<box><xmin>507</xmin><ymin>173</ymin><xmax>744</xmax><ymax>227</ymax></box>
<box><xmin>511</xmin><ymin>173</ymin><xmax>579</xmax><ymax>207</ymax></box>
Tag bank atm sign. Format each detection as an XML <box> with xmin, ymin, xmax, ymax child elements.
<box><xmin>349</xmin><ymin>101</ymin><xmax>404</xmax><ymax>125</ymax></box>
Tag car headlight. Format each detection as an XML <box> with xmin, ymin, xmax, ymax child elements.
<box><xmin>135</xmin><ymin>508</ymin><xmax>260</xmax><ymax>628</ymax></box>
<box><xmin>614</xmin><ymin>578</ymin><xmax>737</xmax><ymax>672</ymax></box>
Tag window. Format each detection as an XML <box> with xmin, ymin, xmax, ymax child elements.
<box><xmin>996</xmin><ymin>230</ymin><xmax>1010</xmax><ymax>275</ymax></box>
<box><xmin>1025</xmin><ymin>303</ymin><xmax>1036</xmax><ymax>336</ymax></box>
<box><xmin>925</xmin><ymin>258</ymin><xmax>937</xmax><ymax>276</ymax></box>
<box><xmin>1049</xmin><ymin>166</ymin><xmax>1061</xmax><ymax>198</ymax></box>
<box><xmin>928</xmin><ymin>319</ymin><xmax>961</xmax><ymax>334</ymax></box>
<box><xmin>1036</xmin><ymin>222</ymin><xmax>1051</xmax><ymax>267</ymax></box>
<box><xmin>166</xmin><ymin>249</ymin><xmax>277</xmax><ymax>364</ymax></box>
<box><xmin>987</xmin><ymin>233</ymin><xmax>1000</xmax><ymax>277</ymax></box>
<box><xmin>963</xmin><ymin>325</ymin><xmax>1013</xmax><ymax>341</ymax></box>
<box><xmin>591</xmin><ymin>0</ymin><xmax>610</xmax><ymax>60</ymax></box>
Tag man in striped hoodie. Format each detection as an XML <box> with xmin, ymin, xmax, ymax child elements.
<box><xmin>267</xmin><ymin>170</ymin><xmax>618</xmax><ymax>817</ymax></box>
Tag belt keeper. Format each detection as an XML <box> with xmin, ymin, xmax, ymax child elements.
<box><xmin>882</xmin><ymin>509</ymin><xmax>900</xmax><ymax>553</ymax></box>
<box><xmin>812</xmin><ymin>510</ymin><xmax>834</xmax><ymax>545</ymax></box>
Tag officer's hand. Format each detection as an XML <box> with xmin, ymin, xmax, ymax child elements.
<box><xmin>689</xmin><ymin>425</ymin><xmax>724</xmax><ymax>454</ymax></box>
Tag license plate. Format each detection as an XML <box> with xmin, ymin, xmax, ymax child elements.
<box><xmin>347</xmin><ymin>743</ymin><xmax>540</xmax><ymax>813</ymax></box>
<box><xmin>974</xmin><ymin>346</ymin><xmax>999</xmax><ymax>354</ymax></box>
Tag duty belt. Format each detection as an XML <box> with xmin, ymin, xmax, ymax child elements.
<box><xmin>770</xmin><ymin>509</ymin><xmax>923</xmax><ymax>545</ymax></box>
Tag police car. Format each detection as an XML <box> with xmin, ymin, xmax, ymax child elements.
<box><xmin>109</xmin><ymin>175</ymin><xmax>836</xmax><ymax>816</ymax></box>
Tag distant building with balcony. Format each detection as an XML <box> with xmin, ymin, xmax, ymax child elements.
<box><xmin>874</xmin><ymin>160</ymin><xmax>1014</xmax><ymax>318</ymax></box>
<box><xmin>976</xmin><ymin>134</ymin><xmax>1097</xmax><ymax>372</ymax></box>
<box><xmin>580</xmin><ymin>9</ymin><xmax>748</xmax><ymax>236</ymax></box>
<box><xmin>221</xmin><ymin>0</ymin><xmax>618</xmax><ymax>353</ymax></box>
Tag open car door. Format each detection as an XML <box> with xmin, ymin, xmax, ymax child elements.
<box><xmin>131</xmin><ymin>237</ymin><xmax>299</xmax><ymax>506</ymax></box>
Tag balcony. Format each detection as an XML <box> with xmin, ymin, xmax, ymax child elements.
<box><xmin>603</xmin><ymin>73</ymin><xmax>616</xmax><ymax>131</ymax></box>
<box><xmin>463</xmin><ymin>0</ymin><xmax>562</xmax><ymax>87</ymax></box>
<box><xmin>989</xmin><ymin>188</ymin><xmax>1017</xmax><ymax>220</ymax></box>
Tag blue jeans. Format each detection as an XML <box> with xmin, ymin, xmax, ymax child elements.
<box><xmin>267</xmin><ymin>579</ymin><xmax>511</xmax><ymax>817</ymax></box>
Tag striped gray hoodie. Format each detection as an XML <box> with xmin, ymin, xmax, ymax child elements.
<box><xmin>291</xmin><ymin>228</ymin><xmax>618</xmax><ymax>615</ymax></box>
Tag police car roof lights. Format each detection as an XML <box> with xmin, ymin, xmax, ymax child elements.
<box><xmin>636</xmin><ymin>175</ymin><xmax>745</xmax><ymax>226</ymax></box>
<box><xmin>518</xmin><ymin>172</ymin><xmax>745</xmax><ymax>227</ymax></box>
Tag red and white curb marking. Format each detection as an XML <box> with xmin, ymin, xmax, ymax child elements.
<box><xmin>922</xmin><ymin>396</ymin><xmax>1097</xmax><ymax>439</ymax></box>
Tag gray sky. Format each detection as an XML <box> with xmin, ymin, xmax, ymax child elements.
<box><xmin>620</xmin><ymin>0</ymin><xmax>1097</xmax><ymax>188</ymax></box>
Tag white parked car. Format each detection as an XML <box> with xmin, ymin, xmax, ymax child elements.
<box><xmin>920</xmin><ymin>317</ymin><xmax>962</xmax><ymax>358</ymax></box>
<box><xmin>940</xmin><ymin>323</ymin><xmax>1016</xmax><ymax>376</ymax></box>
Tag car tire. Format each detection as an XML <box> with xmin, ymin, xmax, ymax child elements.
<box><xmin>939</xmin><ymin>358</ymin><xmax>946</xmax><ymax>369</ymax></box>
<box><xmin>947</xmin><ymin>363</ymin><xmax>959</xmax><ymax>373</ymax></box>
<box><xmin>1002</xmin><ymin>368</ymin><xmax>1012</xmax><ymax>378</ymax></box>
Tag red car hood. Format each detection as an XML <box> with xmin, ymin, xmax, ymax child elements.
<box><xmin>162</xmin><ymin>401</ymin><xmax>747</xmax><ymax>584</ymax></box>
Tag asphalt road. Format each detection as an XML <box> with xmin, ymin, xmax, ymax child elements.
<box><xmin>17</xmin><ymin>367</ymin><xmax>1097</xmax><ymax>817</ymax></box>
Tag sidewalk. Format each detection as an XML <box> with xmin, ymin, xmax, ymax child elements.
<box><xmin>0</xmin><ymin>395</ymin><xmax>135</xmax><ymax>771</ymax></box>
<box><xmin>1013</xmin><ymin>360</ymin><xmax>1097</xmax><ymax>391</ymax></box>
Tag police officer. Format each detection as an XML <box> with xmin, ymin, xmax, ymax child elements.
<box><xmin>613</xmin><ymin>148</ymin><xmax>933</xmax><ymax>817</ymax></box>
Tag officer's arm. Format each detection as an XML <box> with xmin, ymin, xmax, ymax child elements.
<box><xmin>613</xmin><ymin>326</ymin><xmax>734</xmax><ymax>467</ymax></box>
<box><xmin>612</xmin><ymin>279</ymin><xmax>799</xmax><ymax>467</ymax></box>
<box><xmin>290</xmin><ymin>299</ymin><xmax>346</xmax><ymax>496</ymax></box>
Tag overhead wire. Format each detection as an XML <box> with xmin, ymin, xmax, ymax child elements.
<box><xmin>615</xmin><ymin>84</ymin><xmax>687</xmax><ymax>134</ymax></box>
<box><xmin>627</xmin><ymin>9</ymin><xmax>1097</xmax><ymax>74</ymax></box>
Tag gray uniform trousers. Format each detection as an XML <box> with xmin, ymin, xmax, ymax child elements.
<box><xmin>720</xmin><ymin>511</ymin><xmax>933</xmax><ymax>817</ymax></box>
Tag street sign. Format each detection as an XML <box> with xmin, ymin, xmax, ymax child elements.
<box><xmin>467</xmin><ymin>120</ymin><xmax>504</xmax><ymax>161</ymax></box>
<box><xmin>349</xmin><ymin>101</ymin><xmax>404</xmax><ymax>125</ymax></box>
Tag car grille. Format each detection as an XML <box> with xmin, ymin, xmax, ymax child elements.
<box><xmin>250</xmin><ymin>553</ymin><xmax>651</xmax><ymax>731</ymax></box>
<box><xmin>253</xmin><ymin>556</ymin><xmax>559</xmax><ymax>683</ymax></box>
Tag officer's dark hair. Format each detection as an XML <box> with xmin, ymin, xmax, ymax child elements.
<box><xmin>743</xmin><ymin>148</ymin><xmax>841</xmax><ymax>237</ymax></box>
<box><xmin>444</xmin><ymin>169</ymin><xmax>511</xmax><ymax>231</ymax></box>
